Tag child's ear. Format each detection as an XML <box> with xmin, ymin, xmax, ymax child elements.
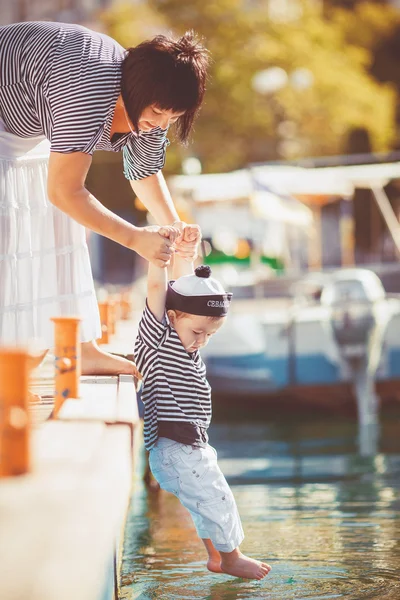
<box><xmin>167</xmin><ymin>309</ymin><xmax>176</xmax><ymax>325</ymax></box>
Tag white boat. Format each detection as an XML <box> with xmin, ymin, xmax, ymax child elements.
<box><xmin>201</xmin><ymin>268</ymin><xmax>400</xmax><ymax>405</ymax></box>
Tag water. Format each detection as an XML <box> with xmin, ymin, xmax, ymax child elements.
<box><xmin>120</xmin><ymin>412</ymin><xmax>400</xmax><ymax>599</ymax></box>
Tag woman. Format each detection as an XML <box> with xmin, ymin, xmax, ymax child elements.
<box><xmin>0</xmin><ymin>21</ymin><xmax>208</xmax><ymax>375</ymax></box>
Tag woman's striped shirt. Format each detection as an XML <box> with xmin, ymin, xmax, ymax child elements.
<box><xmin>134</xmin><ymin>302</ymin><xmax>212</xmax><ymax>451</ymax></box>
<box><xmin>0</xmin><ymin>21</ymin><xmax>169</xmax><ymax>180</ymax></box>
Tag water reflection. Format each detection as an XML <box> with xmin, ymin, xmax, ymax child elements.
<box><xmin>121</xmin><ymin>414</ymin><xmax>400</xmax><ymax>599</ymax></box>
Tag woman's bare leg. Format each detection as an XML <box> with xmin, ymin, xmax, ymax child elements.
<box><xmin>27</xmin><ymin>342</ymin><xmax>141</xmax><ymax>377</ymax></box>
<box><xmin>28</xmin><ymin>349</ymin><xmax>49</xmax><ymax>402</ymax></box>
<box><xmin>28</xmin><ymin>343</ymin><xmax>140</xmax><ymax>377</ymax></box>
<box><xmin>28</xmin><ymin>342</ymin><xmax>141</xmax><ymax>398</ymax></box>
<box><xmin>28</xmin><ymin>349</ymin><xmax>49</xmax><ymax>371</ymax></box>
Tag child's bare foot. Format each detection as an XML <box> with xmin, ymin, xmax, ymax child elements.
<box><xmin>220</xmin><ymin>549</ymin><xmax>271</xmax><ymax>580</ymax></box>
<box><xmin>201</xmin><ymin>539</ymin><xmax>224</xmax><ymax>573</ymax></box>
<box><xmin>206</xmin><ymin>557</ymin><xmax>223</xmax><ymax>574</ymax></box>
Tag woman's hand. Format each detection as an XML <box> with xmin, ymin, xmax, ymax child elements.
<box><xmin>132</xmin><ymin>225</ymin><xmax>180</xmax><ymax>267</ymax></box>
<box><xmin>174</xmin><ymin>222</ymin><xmax>202</xmax><ymax>262</ymax></box>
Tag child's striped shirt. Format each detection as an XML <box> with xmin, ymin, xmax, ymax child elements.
<box><xmin>134</xmin><ymin>301</ymin><xmax>212</xmax><ymax>451</ymax></box>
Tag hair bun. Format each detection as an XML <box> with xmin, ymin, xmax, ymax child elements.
<box><xmin>176</xmin><ymin>30</ymin><xmax>208</xmax><ymax>63</ymax></box>
<box><xmin>195</xmin><ymin>265</ymin><xmax>211</xmax><ymax>278</ymax></box>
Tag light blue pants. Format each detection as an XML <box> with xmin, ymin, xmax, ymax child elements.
<box><xmin>149</xmin><ymin>437</ymin><xmax>244</xmax><ymax>553</ymax></box>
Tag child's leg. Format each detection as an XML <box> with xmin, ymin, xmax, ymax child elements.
<box><xmin>201</xmin><ymin>538</ymin><xmax>223</xmax><ymax>573</ymax></box>
<box><xmin>192</xmin><ymin>446</ymin><xmax>271</xmax><ymax>580</ymax></box>
<box><xmin>219</xmin><ymin>547</ymin><xmax>271</xmax><ymax>580</ymax></box>
<box><xmin>150</xmin><ymin>440</ymin><xmax>272</xmax><ymax>580</ymax></box>
<box><xmin>143</xmin><ymin>450</ymin><xmax>160</xmax><ymax>492</ymax></box>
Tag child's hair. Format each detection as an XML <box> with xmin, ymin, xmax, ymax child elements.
<box><xmin>168</xmin><ymin>309</ymin><xmax>224</xmax><ymax>323</ymax></box>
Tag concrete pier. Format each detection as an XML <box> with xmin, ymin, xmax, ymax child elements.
<box><xmin>0</xmin><ymin>300</ymin><xmax>140</xmax><ymax>600</ymax></box>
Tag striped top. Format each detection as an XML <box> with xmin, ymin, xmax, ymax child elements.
<box><xmin>134</xmin><ymin>302</ymin><xmax>212</xmax><ymax>451</ymax></box>
<box><xmin>0</xmin><ymin>21</ymin><xmax>169</xmax><ymax>180</ymax></box>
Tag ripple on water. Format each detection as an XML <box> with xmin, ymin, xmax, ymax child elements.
<box><xmin>121</xmin><ymin>418</ymin><xmax>400</xmax><ymax>600</ymax></box>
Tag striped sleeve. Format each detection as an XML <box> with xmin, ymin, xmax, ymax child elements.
<box><xmin>47</xmin><ymin>27</ymin><xmax>122</xmax><ymax>155</ymax></box>
<box><xmin>137</xmin><ymin>301</ymin><xmax>168</xmax><ymax>350</ymax></box>
<box><xmin>123</xmin><ymin>128</ymin><xmax>170</xmax><ymax>180</ymax></box>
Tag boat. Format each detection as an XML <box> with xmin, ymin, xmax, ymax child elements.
<box><xmin>200</xmin><ymin>267</ymin><xmax>400</xmax><ymax>408</ymax></box>
<box><xmin>169</xmin><ymin>159</ymin><xmax>400</xmax><ymax>408</ymax></box>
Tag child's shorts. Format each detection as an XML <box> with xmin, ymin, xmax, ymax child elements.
<box><xmin>149</xmin><ymin>437</ymin><xmax>244</xmax><ymax>553</ymax></box>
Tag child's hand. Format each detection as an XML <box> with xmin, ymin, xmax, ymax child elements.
<box><xmin>183</xmin><ymin>224</ymin><xmax>201</xmax><ymax>243</ymax></box>
<box><xmin>176</xmin><ymin>224</ymin><xmax>202</xmax><ymax>261</ymax></box>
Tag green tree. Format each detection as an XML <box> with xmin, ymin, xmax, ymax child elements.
<box><xmin>102</xmin><ymin>0</ymin><xmax>396</xmax><ymax>173</ymax></box>
<box><xmin>327</xmin><ymin>1</ymin><xmax>400</xmax><ymax>147</ymax></box>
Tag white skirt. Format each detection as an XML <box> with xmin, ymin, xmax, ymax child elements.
<box><xmin>0</xmin><ymin>125</ymin><xmax>101</xmax><ymax>349</ymax></box>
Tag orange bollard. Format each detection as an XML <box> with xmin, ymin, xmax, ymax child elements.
<box><xmin>121</xmin><ymin>292</ymin><xmax>132</xmax><ymax>320</ymax></box>
<box><xmin>0</xmin><ymin>348</ymin><xmax>31</xmax><ymax>477</ymax></box>
<box><xmin>98</xmin><ymin>301</ymin><xmax>110</xmax><ymax>344</ymax></box>
<box><xmin>108</xmin><ymin>299</ymin><xmax>116</xmax><ymax>336</ymax></box>
<box><xmin>51</xmin><ymin>317</ymin><xmax>81</xmax><ymax>418</ymax></box>
<box><xmin>113</xmin><ymin>293</ymin><xmax>122</xmax><ymax>324</ymax></box>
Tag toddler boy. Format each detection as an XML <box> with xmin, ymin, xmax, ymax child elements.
<box><xmin>134</xmin><ymin>224</ymin><xmax>271</xmax><ymax>579</ymax></box>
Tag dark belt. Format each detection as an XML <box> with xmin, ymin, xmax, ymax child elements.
<box><xmin>157</xmin><ymin>420</ymin><xmax>208</xmax><ymax>447</ymax></box>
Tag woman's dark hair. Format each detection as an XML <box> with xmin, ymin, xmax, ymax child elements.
<box><xmin>121</xmin><ymin>31</ymin><xmax>209</xmax><ymax>144</ymax></box>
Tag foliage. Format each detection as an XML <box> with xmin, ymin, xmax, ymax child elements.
<box><xmin>327</xmin><ymin>2</ymin><xmax>400</xmax><ymax>90</ymax></box>
<box><xmin>101</xmin><ymin>2</ymin><xmax>166</xmax><ymax>47</ymax></box>
<box><xmin>101</xmin><ymin>0</ymin><xmax>397</xmax><ymax>173</ymax></box>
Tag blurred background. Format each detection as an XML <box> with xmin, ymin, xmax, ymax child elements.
<box><xmin>3</xmin><ymin>0</ymin><xmax>400</xmax><ymax>285</ymax></box>
<box><xmin>3</xmin><ymin>3</ymin><xmax>400</xmax><ymax>598</ymax></box>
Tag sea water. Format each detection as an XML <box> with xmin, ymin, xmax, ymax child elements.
<box><xmin>121</xmin><ymin>412</ymin><xmax>400</xmax><ymax>600</ymax></box>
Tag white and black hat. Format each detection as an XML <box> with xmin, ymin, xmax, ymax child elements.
<box><xmin>166</xmin><ymin>265</ymin><xmax>232</xmax><ymax>317</ymax></box>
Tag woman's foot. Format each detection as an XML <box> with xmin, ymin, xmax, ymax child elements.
<box><xmin>81</xmin><ymin>340</ymin><xmax>142</xmax><ymax>379</ymax></box>
<box><xmin>28</xmin><ymin>391</ymin><xmax>41</xmax><ymax>403</ymax></box>
<box><xmin>220</xmin><ymin>549</ymin><xmax>271</xmax><ymax>580</ymax></box>
<box><xmin>28</xmin><ymin>349</ymin><xmax>49</xmax><ymax>371</ymax></box>
<box><xmin>28</xmin><ymin>351</ymin><xmax>49</xmax><ymax>404</ymax></box>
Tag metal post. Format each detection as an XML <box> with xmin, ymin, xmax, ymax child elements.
<box><xmin>349</xmin><ymin>355</ymin><xmax>379</xmax><ymax>457</ymax></box>
<box><xmin>287</xmin><ymin>303</ymin><xmax>297</xmax><ymax>387</ymax></box>
<box><xmin>371</xmin><ymin>186</ymin><xmax>400</xmax><ymax>255</ymax></box>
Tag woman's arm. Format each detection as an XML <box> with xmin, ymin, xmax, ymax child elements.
<box><xmin>130</xmin><ymin>171</ymin><xmax>202</xmax><ymax>262</ymax></box>
<box><xmin>130</xmin><ymin>171</ymin><xmax>180</xmax><ymax>225</ymax></box>
<box><xmin>47</xmin><ymin>152</ymin><xmax>174</xmax><ymax>267</ymax></box>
